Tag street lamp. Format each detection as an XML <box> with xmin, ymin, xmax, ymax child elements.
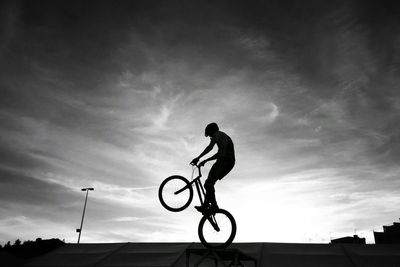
<box><xmin>76</xmin><ymin>187</ymin><xmax>94</xmax><ymax>244</ymax></box>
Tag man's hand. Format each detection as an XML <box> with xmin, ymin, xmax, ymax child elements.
<box><xmin>190</xmin><ymin>157</ymin><xmax>199</xmax><ymax>166</ymax></box>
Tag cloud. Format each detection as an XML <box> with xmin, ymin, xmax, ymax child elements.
<box><xmin>1</xmin><ymin>0</ymin><xmax>400</xmax><ymax>245</ymax></box>
<box><xmin>0</xmin><ymin>1</ymin><xmax>20</xmax><ymax>56</ymax></box>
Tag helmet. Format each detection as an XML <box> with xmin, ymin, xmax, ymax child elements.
<box><xmin>205</xmin><ymin>122</ymin><xmax>219</xmax><ymax>137</ymax></box>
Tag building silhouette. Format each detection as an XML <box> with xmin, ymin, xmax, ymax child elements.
<box><xmin>330</xmin><ymin>235</ymin><xmax>366</xmax><ymax>244</ymax></box>
<box><xmin>374</xmin><ymin>220</ymin><xmax>400</xmax><ymax>244</ymax></box>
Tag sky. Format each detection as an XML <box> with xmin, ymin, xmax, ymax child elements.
<box><xmin>1</xmin><ymin>0</ymin><xmax>400</xmax><ymax>245</ymax></box>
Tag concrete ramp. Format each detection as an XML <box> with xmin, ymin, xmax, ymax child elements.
<box><xmin>258</xmin><ymin>243</ymin><xmax>353</xmax><ymax>267</ymax></box>
<box><xmin>343</xmin><ymin>244</ymin><xmax>400</xmax><ymax>267</ymax></box>
<box><xmin>25</xmin><ymin>243</ymin><xmax>127</xmax><ymax>267</ymax></box>
<box><xmin>96</xmin><ymin>243</ymin><xmax>190</xmax><ymax>267</ymax></box>
<box><xmin>24</xmin><ymin>242</ymin><xmax>400</xmax><ymax>267</ymax></box>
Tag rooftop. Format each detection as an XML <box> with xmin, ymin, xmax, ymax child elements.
<box><xmin>22</xmin><ymin>242</ymin><xmax>400</xmax><ymax>267</ymax></box>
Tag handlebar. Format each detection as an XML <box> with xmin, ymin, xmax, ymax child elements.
<box><xmin>190</xmin><ymin>163</ymin><xmax>202</xmax><ymax>177</ymax></box>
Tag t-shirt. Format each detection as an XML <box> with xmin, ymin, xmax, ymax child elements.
<box><xmin>211</xmin><ymin>131</ymin><xmax>235</xmax><ymax>161</ymax></box>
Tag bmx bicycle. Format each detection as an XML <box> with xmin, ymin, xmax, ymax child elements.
<box><xmin>158</xmin><ymin>164</ymin><xmax>236</xmax><ymax>249</ymax></box>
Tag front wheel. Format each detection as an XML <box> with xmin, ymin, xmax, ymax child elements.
<box><xmin>159</xmin><ymin>175</ymin><xmax>193</xmax><ymax>212</ymax></box>
<box><xmin>198</xmin><ymin>209</ymin><xmax>236</xmax><ymax>249</ymax></box>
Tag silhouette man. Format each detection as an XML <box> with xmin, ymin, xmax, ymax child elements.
<box><xmin>190</xmin><ymin>122</ymin><xmax>235</xmax><ymax>213</ymax></box>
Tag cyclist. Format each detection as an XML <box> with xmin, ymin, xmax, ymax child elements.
<box><xmin>190</xmin><ymin>122</ymin><xmax>235</xmax><ymax>213</ymax></box>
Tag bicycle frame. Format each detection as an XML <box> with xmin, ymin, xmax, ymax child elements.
<box><xmin>174</xmin><ymin>165</ymin><xmax>221</xmax><ymax>232</ymax></box>
<box><xmin>175</xmin><ymin>165</ymin><xmax>206</xmax><ymax>206</ymax></box>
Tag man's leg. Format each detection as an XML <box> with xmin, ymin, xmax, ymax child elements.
<box><xmin>204</xmin><ymin>161</ymin><xmax>220</xmax><ymax>208</ymax></box>
<box><xmin>196</xmin><ymin>159</ymin><xmax>234</xmax><ymax>212</ymax></box>
<box><xmin>204</xmin><ymin>178</ymin><xmax>218</xmax><ymax>208</ymax></box>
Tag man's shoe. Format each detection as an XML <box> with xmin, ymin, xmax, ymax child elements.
<box><xmin>195</xmin><ymin>205</ymin><xmax>211</xmax><ymax>214</ymax></box>
<box><xmin>209</xmin><ymin>204</ymin><xmax>219</xmax><ymax>213</ymax></box>
<box><xmin>195</xmin><ymin>205</ymin><xmax>207</xmax><ymax>213</ymax></box>
<box><xmin>195</xmin><ymin>204</ymin><xmax>219</xmax><ymax>214</ymax></box>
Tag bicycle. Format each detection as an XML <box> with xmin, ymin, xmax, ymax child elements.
<box><xmin>158</xmin><ymin>164</ymin><xmax>236</xmax><ymax>249</ymax></box>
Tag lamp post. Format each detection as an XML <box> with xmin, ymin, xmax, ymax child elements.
<box><xmin>76</xmin><ymin>187</ymin><xmax>94</xmax><ymax>244</ymax></box>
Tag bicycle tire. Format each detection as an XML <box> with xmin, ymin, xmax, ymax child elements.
<box><xmin>158</xmin><ymin>175</ymin><xmax>193</xmax><ymax>212</ymax></box>
<box><xmin>198</xmin><ymin>209</ymin><xmax>236</xmax><ymax>248</ymax></box>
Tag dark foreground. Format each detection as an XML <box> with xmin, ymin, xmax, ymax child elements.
<box><xmin>5</xmin><ymin>242</ymin><xmax>400</xmax><ymax>267</ymax></box>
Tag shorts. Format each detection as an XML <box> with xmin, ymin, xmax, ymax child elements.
<box><xmin>207</xmin><ymin>158</ymin><xmax>235</xmax><ymax>184</ymax></box>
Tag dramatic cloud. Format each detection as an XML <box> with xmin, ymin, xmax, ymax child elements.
<box><xmin>1</xmin><ymin>0</ymin><xmax>400</xmax><ymax>244</ymax></box>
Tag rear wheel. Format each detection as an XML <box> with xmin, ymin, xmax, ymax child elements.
<box><xmin>198</xmin><ymin>209</ymin><xmax>236</xmax><ymax>248</ymax></box>
<box><xmin>158</xmin><ymin>175</ymin><xmax>193</xmax><ymax>212</ymax></box>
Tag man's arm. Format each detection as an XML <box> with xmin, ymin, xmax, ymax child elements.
<box><xmin>190</xmin><ymin>141</ymin><xmax>216</xmax><ymax>165</ymax></box>
<box><xmin>198</xmin><ymin>142</ymin><xmax>215</xmax><ymax>159</ymax></box>
<box><xmin>199</xmin><ymin>153</ymin><xmax>218</xmax><ymax>166</ymax></box>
